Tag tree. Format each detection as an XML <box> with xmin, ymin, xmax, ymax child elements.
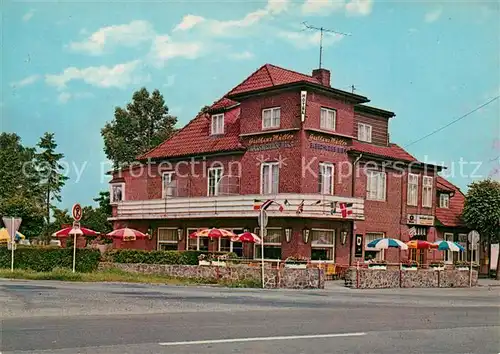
<box><xmin>36</xmin><ymin>133</ymin><xmax>69</xmax><ymax>230</ymax></box>
<box><xmin>101</xmin><ymin>87</ymin><xmax>177</xmax><ymax>168</ymax></box>
<box><xmin>462</xmin><ymin>179</ymin><xmax>500</xmax><ymax>279</ymax></box>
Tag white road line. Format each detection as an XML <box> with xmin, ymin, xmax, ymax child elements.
<box><xmin>158</xmin><ymin>332</ymin><xmax>366</xmax><ymax>346</ymax></box>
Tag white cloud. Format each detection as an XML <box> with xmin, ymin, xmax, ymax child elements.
<box><xmin>425</xmin><ymin>7</ymin><xmax>443</xmax><ymax>23</ymax></box>
<box><xmin>173</xmin><ymin>15</ymin><xmax>205</xmax><ymax>31</ymax></box>
<box><xmin>57</xmin><ymin>91</ymin><xmax>94</xmax><ymax>104</ymax></box>
<box><xmin>58</xmin><ymin>92</ymin><xmax>72</xmax><ymax>103</ymax></box>
<box><xmin>148</xmin><ymin>35</ymin><xmax>204</xmax><ymax>67</ymax></box>
<box><xmin>229</xmin><ymin>51</ymin><xmax>254</xmax><ymax>60</ymax></box>
<box><xmin>302</xmin><ymin>0</ymin><xmax>345</xmax><ymax>15</ymax></box>
<box><xmin>22</xmin><ymin>9</ymin><xmax>35</xmax><ymax>22</ymax></box>
<box><xmin>163</xmin><ymin>75</ymin><xmax>176</xmax><ymax>87</ymax></box>
<box><xmin>45</xmin><ymin>60</ymin><xmax>144</xmax><ymax>90</ymax></box>
<box><xmin>278</xmin><ymin>30</ymin><xmax>344</xmax><ymax>49</ymax></box>
<box><xmin>69</xmin><ymin>20</ymin><xmax>155</xmax><ymax>55</ymax></box>
<box><xmin>345</xmin><ymin>0</ymin><xmax>373</xmax><ymax>16</ymax></box>
<box><xmin>11</xmin><ymin>74</ymin><xmax>40</xmax><ymax>88</ymax></box>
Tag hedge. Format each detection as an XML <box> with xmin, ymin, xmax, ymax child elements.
<box><xmin>0</xmin><ymin>246</ymin><xmax>101</xmax><ymax>272</ymax></box>
<box><xmin>103</xmin><ymin>249</ymin><xmax>236</xmax><ymax>265</ymax></box>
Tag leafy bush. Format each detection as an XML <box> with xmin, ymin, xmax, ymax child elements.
<box><xmin>0</xmin><ymin>246</ymin><xmax>100</xmax><ymax>272</ymax></box>
<box><xmin>103</xmin><ymin>249</ymin><xmax>237</xmax><ymax>265</ymax></box>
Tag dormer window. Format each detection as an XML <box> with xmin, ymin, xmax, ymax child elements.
<box><xmin>262</xmin><ymin>107</ymin><xmax>280</xmax><ymax>129</ymax></box>
<box><xmin>211</xmin><ymin>113</ymin><xmax>224</xmax><ymax>135</ymax></box>
<box><xmin>320</xmin><ymin>108</ymin><xmax>336</xmax><ymax>130</ymax></box>
<box><xmin>439</xmin><ymin>193</ymin><xmax>450</xmax><ymax>208</ymax></box>
<box><xmin>358</xmin><ymin>123</ymin><xmax>372</xmax><ymax>143</ymax></box>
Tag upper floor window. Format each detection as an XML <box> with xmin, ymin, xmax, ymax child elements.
<box><xmin>407</xmin><ymin>173</ymin><xmax>419</xmax><ymax>206</ymax></box>
<box><xmin>320</xmin><ymin>108</ymin><xmax>336</xmax><ymax>130</ymax></box>
<box><xmin>366</xmin><ymin>170</ymin><xmax>386</xmax><ymax>201</ymax></box>
<box><xmin>261</xmin><ymin>162</ymin><xmax>279</xmax><ymax>194</ymax></box>
<box><xmin>358</xmin><ymin>123</ymin><xmax>372</xmax><ymax>143</ymax></box>
<box><xmin>422</xmin><ymin>176</ymin><xmax>433</xmax><ymax>208</ymax></box>
<box><xmin>208</xmin><ymin>167</ymin><xmax>223</xmax><ymax>196</ymax></box>
<box><xmin>319</xmin><ymin>163</ymin><xmax>334</xmax><ymax>195</ymax></box>
<box><xmin>439</xmin><ymin>193</ymin><xmax>450</xmax><ymax>208</ymax></box>
<box><xmin>262</xmin><ymin>107</ymin><xmax>280</xmax><ymax>129</ymax></box>
<box><xmin>110</xmin><ymin>183</ymin><xmax>125</xmax><ymax>203</ymax></box>
<box><xmin>211</xmin><ymin>113</ymin><xmax>224</xmax><ymax>135</ymax></box>
<box><xmin>162</xmin><ymin>172</ymin><xmax>174</xmax><ymax>198</ymax></box>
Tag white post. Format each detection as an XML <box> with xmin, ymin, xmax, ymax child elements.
<box><xmin>72</xmin><ymin>232</ymin><xmax>77</xmax><ymax>273</ymax></box>
<box><xmin>469</xmin><ymin>237</ymin><xmax>474</xmax><ymax>288</ymax></box>
<box><xmin>260</xmin><ymin>209</ymin><xmax>265</xmax><ymax>289</ymax></box>
<box><xmin>10</xmin><ymin>218</ymin><xmax>14</xmax><ymax>272</ymax></box>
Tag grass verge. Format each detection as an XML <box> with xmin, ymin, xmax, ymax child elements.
<box><xmin>0</xmin><ymin>268</ymin><xmax>261</xmax><ymax>288</ymax></box>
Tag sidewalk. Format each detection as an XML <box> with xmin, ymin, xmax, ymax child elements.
<box><xmin>477</xmin><ymin>278</ymin><xmax>500</xmax><ymax>287</ymax></box>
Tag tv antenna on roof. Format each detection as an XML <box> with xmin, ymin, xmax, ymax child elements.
<box><xmin>302</xmin><ymin>22</ymin><xmax>351</xmax><ymax>69</ymax></box>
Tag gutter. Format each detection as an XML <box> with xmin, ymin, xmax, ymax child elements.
<box><xmin>350</xmin><ymin>153</ymin><xmax>362</xmax><ymax>267</ymax></box>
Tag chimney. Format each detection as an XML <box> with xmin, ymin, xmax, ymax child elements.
<box><xmin>312</xmin><ymin>68</ymin><xmax>331</xmax><ymax>87</ymax></box>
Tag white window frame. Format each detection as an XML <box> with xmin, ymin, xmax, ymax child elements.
<box><xmin>457</xmin><ymin>233</ymin><xmax>467</xmax><ymax>261</ymax></box>
<box><xmin>162</xmin><ymin>171</ymin><xmax>174</xmax><ymax>198</ymax></box>
<box><xmin>319</xmin><ymin>163</ymin><xmax>334</xmax><ymax>195</ymax></box>
<box><xmin>260</xmin><ymin>162</ymin><xmax>279</xmax><ymax>195</ymax></box>
<box><xmin>217</xmin><ymin>228</ymin><xmax>244</xmax><ymax>255</ymax></box>
<box><xmin>186</xmin><ymin>227</ymin><xmax>209</xmax><ymax>251</ymax></box>
<box><xmin>207</xmin><ymin>166</ymin><xmax>223</xmax><ymax>196</ymax></box>
<box><xmin>157</xmin><ymin>227</ymin><xmax>178</xmax><ymax>251</ymax></box>
<box><xmin>358</xmin><ymin>123</ymin><xmax>372</xmax><ymax>143</ymax></box>
<box><xmin>262</xmin><ymin>107</ymin><xmax>280</xmax><ymax>129</ymax></box>
<box><xmin>443</xmin><ymin>232</ymin><xmax>454</xmax><ymax>264</ymax></box>
<box><xmin>211</xmin><ymin>113</ymin><xmax>224</xmax><ymax>135</ymax></box>
<box><xmin>439</xmin><ymin>193</ymin><xmax>450</xmax><ymax>208</ymax></box>
<box><xmin>310</xmin><ymin>228</ymin><xmax>335</xmax><ymax>262</ymax></box>
<box><xmin>366</xmin><ymin>170</ymin><xmax>386</xmax><ymax>201</ymax></box>
<box><xmin>407</xmin><ymin>173</ymin><xmax>419</xmax><ymax>206</ymax></box>
<box><xmin>320</xmin><ymin>107</ymin><xmax>336</xmax><ymax>131</ymax></box>
<box><xmin>254</xmin><ymin>227</ymin><xmax>282</xmax><ymax>261</ymax></box>
<box><xmin>364</xmin><ymin>232</ymin><xmax>386</xmax><ymax>261</ymax></box>
<box><xmin>110</xmin><ymin>183</ymin><xmax>125</xmax><ymax>204</ymax></box>
<box><xmin>422</xmin><ymin>176</ymin><xmax>433</xmax><ymax>208</ymax></box>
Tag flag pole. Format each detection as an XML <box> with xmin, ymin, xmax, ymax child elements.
<box><xmin>260</xmin><ymin>208</ymin><xmax>265</xmax><ymax>288</ymax></box>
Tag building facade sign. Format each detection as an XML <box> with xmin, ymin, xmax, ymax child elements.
<box><xmin>308</xmin><ymin>133</ymin><xmax>348</xmax><ymax>146</ymax></box>
<box><xmin>355</xmin><ymin>234</ymin><xmax>363</xmax><ymax>258</ymax></box>
<box><xmin>300</xmin><ymin>91</ymin><xmax>307</xmax><ymax>122</ymax></box>
<box><xmin>247</xmin><ymin>133</ymin><xmax>295</xmax><ymax>152</ymax></box>
<box><xmin>308</xmin><ymin>133</ymin><xmax>348</xmax><ymax>153</ymax></box>
<box><xmin>407</xmin><ymin>214</ymin><xmax>435</xmax><ymax>226</ymax></box>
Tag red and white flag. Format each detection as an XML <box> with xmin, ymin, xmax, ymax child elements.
<box><xmin>339</xmin><ymin>203</ymin><xmax>353</xmax><ymax>218</ymax></box>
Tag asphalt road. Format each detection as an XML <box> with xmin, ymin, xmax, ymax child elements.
<box><xmin>1</xmin><ymin>280</ymin><xmax>499</xmax><ymax>353</ymax></box>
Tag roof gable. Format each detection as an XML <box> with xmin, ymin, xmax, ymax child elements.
<box><xmin>436</xmin><ymin>176</ymin><xmax>466</xmax><ymax>227</ymax></box>
<box><xmin>349</xmin><ymin>141</ymin><xmax>418</xmax><ymax>162</ymax></box>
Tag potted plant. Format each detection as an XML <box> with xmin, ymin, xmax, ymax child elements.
<box><xmin>198</xmin><ymin>253</ymin><xmax>211</xmax><ymax>266</ymax></box>
<box><xmin>368</xmin><ymin>260</ymin><xmax>387</xmax><ymax>270</ymax></box>
<box><xmin>429</xmin><ymin>261</ymin><xmax>445</xmax><ymax>271</ymax></box>
<box><xmin>284</xmin><ymin>255</ymin><xmax>308</xmax><ymax>269</ymax></box>
<box><xmin>401</xmin><ymin>260</ymin><xmax>418</xmax><ymax>270</ymax></box>
<box><xmin>455</xmin><ymin>260</ymin><xmax>469</xmax><ymax>270</ymax></box>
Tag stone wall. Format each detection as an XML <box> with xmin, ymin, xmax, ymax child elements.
<box><xmin>98</xmin><ymin>262</ymin><xmax>324</xmax><ymax>289</ymax></box>
<box><xmin>344</xmin><ymin>268</ymin><xmax>478</xmax><ymax>289</ymax></box>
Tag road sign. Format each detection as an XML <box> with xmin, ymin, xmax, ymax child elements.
<box><xmin>468</xmin><ymin>230</ymin><xmax>480</xmax><ymax>244</ymax></box>
<box><xmin>258</xmin><ymin>210</ymin><xmax>268</xmax><ymax>228</ymax></box>
<box><xmin>2</xmin><ymin>217</ymin><xmax>22</xmax><ymax>242</ymax></box>
<box><xmin>72</xmin><ymin>203</ymin><xmax>82</xmax><ymax>221</ymax></box>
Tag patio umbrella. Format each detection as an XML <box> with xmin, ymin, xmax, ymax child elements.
<box><xmin>367</xmin><ymin>238</ymin><xmax>408</xmax><ymax>250</ymax></box>
<box><xmin>0</xmin><ymin>228</ymin><xmax>26</xmax><ymax>242</ymax></box>
<box><xmin>433</xmin><ymin>240</ymin><xmax>465</xmax><ymax>252</ymax></box>
<box><xmin>231</xmin><ymin>232</ymin><xmax>261</xmax><ymax>244</ymax></box>
<box><xmin>406</xmin><ymin>240</ymin><xmax>438</xmax><ymax>249</ymax></box>
<box><xmin>53</xmin><ymin>227</ymin><xmax>98</xmax><ymax>237</ymax></box>
<box><xmin>189</xmin><ymin>228</ymin><xmax>236</xmax><ymax>239</ymax></box>
<box><xmin>107</xmin><ymin>228</ymin><xmax>146</xmax><ymax>241</ymax></box>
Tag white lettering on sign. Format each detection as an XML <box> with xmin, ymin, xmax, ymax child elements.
<box><xmin>300</xmin><ymin>91</ymin><xmax>307</xmax><ymax>122</ymax></box>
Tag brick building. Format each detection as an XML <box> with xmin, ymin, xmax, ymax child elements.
<box><xmin>108</xmin><ymin>63</ymin><xmax>470</xmax><ymax>266</ymax></box>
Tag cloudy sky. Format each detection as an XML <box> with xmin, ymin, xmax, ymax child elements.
<box><xmin>2</xmin><ymin>0</ymin><xmax>499</xmax><ymax>209</ymax></box>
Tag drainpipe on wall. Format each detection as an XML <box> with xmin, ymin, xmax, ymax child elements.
<box><xmin>350</xmin><ymin>153</ymin><xmax>362</xmax><ymax>266</ymax></box>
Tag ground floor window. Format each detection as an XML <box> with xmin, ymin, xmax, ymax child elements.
<box><xmin>457</xmin><ymin>233</ymin><xmax>467</xmax><ymax>261</ymax></box>
<box><xmin>410</xmin><ymin>249</ymin><xmax>425</xmax><ymax>265</ymax></box>
<box><xmin>157</xmin><ymin>228</ymin><xmax>178</xmax><ymax>251</ymax></box>
<box><xmin>311</xmin><ymin>229</ymin><xmax>335</xmax><ymax>261</ymax></box>
<box><xmin>443</xmin><ymin>233</ymin><xmax>454</xmax><ymax>263</ymax></box>
<box><xmin>254</xmin><ymin>228</ymin><xmax>282</xmax><ymax>260</ymax></box>
<box><xmin>187</xmin><ymin>228</ymin><xmax>209</xmax><ymax>251</ymax></box>
<box><xmin>218</xmin><ymin>228</ymin><xmax>244</xmax><ymax>257</ymax></box>
<box><xmin>364</xmin><ymin>232</ymin><xmax>385</xmax><ymax>261</ymax></box>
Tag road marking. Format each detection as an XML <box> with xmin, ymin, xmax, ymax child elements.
<box><xmin>159</xmin><ymin>332</ymin><xmax>366</xmax><ymax>346</ymax></box>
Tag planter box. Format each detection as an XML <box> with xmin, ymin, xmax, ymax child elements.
<box><xmin>430</xmin><ymin>266</ymin><xmax>445</xmax><ymax>271</ymax></box>
<box><xmin>211</xmin><ymin>261</ymin><xmax>227</xmax><ymax>267</ymax></box>
<box><xmin>285</xmin><ymin>264</ymin><xmax>307</xmax><ymax>269</ymax></box>
<box><xmin>368</xmin><ymin>265</ymin><xmax>386</xmax><ymax>270</ymax></box>
<box><xmin>457</xmin><ymin>267</ymin><xmax>469</xmax><ymax>271</ymax></box>
<box><xmin>402</xmin><ymin>267</ymin><xmax>418</xmax><ymax>271</ymax></box>
<box><xmin>198</xmin><ymin>260</ymin><xmax>211</xmax><ymax>266</ymax></box>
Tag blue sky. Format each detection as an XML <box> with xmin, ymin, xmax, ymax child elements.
<box><xmin>2</xmin><ymin>0</ymin><xmax>499</xmax><ymax>209</ymax></box>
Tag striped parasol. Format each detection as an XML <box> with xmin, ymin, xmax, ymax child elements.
<box><xmin>107</xmin><ymin>228</ymin><xmax>146</xmax><ymax>241</ymax></box>
<box><xmin>189</xmin><ymin>228</ymin><xmax>236</xmax><ymax>239</ymax></box>
<box><xmin>231</xmin><ymin>232</ymin><xmax>261</xmax><ymax>243</ymax></box>
<box><xmin>433</xmin><ymin>240</ymin><xmax>465</xmax><ymax>252</ymax></box>
<box><xmin>406</xmin><ymin>240</ymin><xmax>438</xmax><ymax>249</ymax></box>
<box><xmin>366</xmin><ymin>238</ymin><xmax>408</xmax><ymax>250</ymax></box>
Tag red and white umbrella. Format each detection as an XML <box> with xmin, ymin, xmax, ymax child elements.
<box><xmin>189</xmin><ymin>228</ymin><xmax>236</xmax><ymax>239</ymax></box>
<box><xmin>107</xmin><ymin>228</ymin><xmax>146</xmax><ymax>241</ymax></box>
<box><xmin>231</xmin><ymin>232</ymin><xmax>261</xmax><ymax>244</ymax></box>
<box><xmin>53</xmin><ymin>227</ymin><xmax>98</xmax><ymax>237</ymax></box>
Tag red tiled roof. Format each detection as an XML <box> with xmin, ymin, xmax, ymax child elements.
<box><xmin>208</xmin><ymin>97</ymin><xmax>239</xmax><ymax>111</ymax></box>
<box><xmin>349</xmin><ymin>141</ymin><xmax>418</xmax><ymax>162</ymax></box>
<box><xmin>436</xmin><ymin>176</ymin><xmax>466</xmax><ymax>227</ymax></box>
<box><xmin>227</xmin><ymin>64</ymin><xmax>322</xmax><ymax>96</ymax></box>
<box><xmin>139</xmin><ymin>106</ymin><xmax>243</xmax><ymax>160</ymax></box>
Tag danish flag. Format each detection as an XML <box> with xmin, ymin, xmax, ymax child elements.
<box><xmin>339</xmin><ymin>202</ymin><xmax>353</xmax><ymax>218</ymax></box>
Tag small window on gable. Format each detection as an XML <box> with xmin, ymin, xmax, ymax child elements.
<box><xmin>262</xmin><ymin>107</ymin><xmax>280</xmax><ymax>129</ymax></box>
<box><xmin>358</xmin><ymin>123</ymin><xmax>372</xmax><ymax>143</ymax></box>
<box><xmin>439</xmin><ymin>193</ymin><xmax>450</xmax><ymax>208</ymax></box>
<box><xmin>320</xmin><ymin>108</ymin><xmax>336</xmax><ymax>130</ymax></box>
<box><xmin>211</xmin><ymin>114</ymin><xmax>224</xmax><ymax>135</ymax></box>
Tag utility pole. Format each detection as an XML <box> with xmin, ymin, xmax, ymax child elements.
<box><xmin>302</xmin><ymin>22</ymin><xmax>351</xmax><ymax>69</ymax></box>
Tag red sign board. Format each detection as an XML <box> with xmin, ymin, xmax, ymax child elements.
<box><xmin>72</xmin><ymin>204</ymin><xmax>82</xmax><ymax>221</ymax></box>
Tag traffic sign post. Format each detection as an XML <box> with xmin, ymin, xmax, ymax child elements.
<box><xmin>258</xmin><ymin>209</ymin><xmax>268</xmax><ymax>288</ymax></box>
<box><xmin>468</xmin><ymin>230</ymin><xmax>480</xmax><ymax>287</ymax></box>
<box><xmin>71</xmin><ymin>204</ymin><xmax>83</xmax><ymax>273</ymax></box>
<box><xmin>2</xmin><ymin>217</ymin><xmax>22</xmax><ymax>272</ymax></box>
<box><xmin>72</xmin><ymin>203</ymin><xmax>82</xmax><ymax>221</ymax></box>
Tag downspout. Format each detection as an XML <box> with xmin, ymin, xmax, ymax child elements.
<box><xmin>350</xmin><ymin>153</ymin><xmax>362</xmax><ymax>266</ymax></box>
